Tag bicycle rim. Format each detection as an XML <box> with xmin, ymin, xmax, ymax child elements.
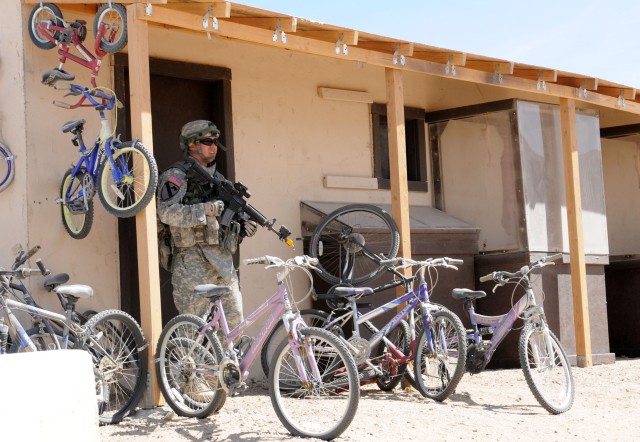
<box><xmin>519</xmin><ymin>323</ymin><xmax>574</xmax><ymax>414</ymax></box>
<box><xmin>28</xmin><ymin>3</ymin><xmax>62</xmax><ymax>49</ymax></box>
<box><xmin>155</xmin><ymin>315</ymin><xmax>226</xmax><ymax>418</ymax></box>
<box><xmin>0</xmin><ymin>144</ymin><xmax>15</xmax><ymax>192</ymax></box>
<box><xmin>98</xmin><ymin>142</ymin><xmax>158</xmax><ymax>217</ymax></box>
<box><xmin>309</xmin><ymin>204</ymin><xmax>399</xmax><ymax>285</ymax></box>
<box><xmin>85</xmin><ymin>310</ymin><xmax>147</xmax><ymax>424</ymax></box>
<box><xmin>94</xmin><ymin>3</ymin><xmax>128</xmax><ymax>53</ymax></box>
<box><xmin>60</xmin><ymin>169</ymin><xmax>94</xmax><ymax>239</ymax></box>
<box><xmin>414</xmin><ymin>310</ymin><xmax>467</xmax><ymax>401</ymax></box>
<box><xmin>269</xmin><ymin>328</ymin><xmax>359</xmax><ymax>440</ymax></box>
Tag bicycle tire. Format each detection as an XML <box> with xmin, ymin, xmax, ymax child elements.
<box><xmin>413</xmin><ymin>309</ymin><xmax>467</xmax><ymax>402</ymax></box>
<box><xmin>28</xmin><ymin>3</ymin><xmax>63</xmax><ymax>50</ymax></box>
<box><xmin>97</xmin><ymin>141</ymin><xmax>158</xmax><ymax>218</ymax></box>
<box><xmin>94</xmin><ymin>3</ymin><xmax>128</xmax><ymax>53</ymax></box>
<box><xmin>269</xmin><ymin>327</ymin><xmax>359</xmax><ymax>440</ymax></box>
<box><xmin>60</xmin><ymin>168</ymin><xmax>94</xmax><ymax>240</ymax></box>
<box><xmin>0</xmin><ymin>142</ymin><xmax>16</xmax><ymax>192</ymax></box>
<box><xmin>309</xmin><ymin>203</ymin><xmax>400</xmax><ymax>286</ymax></box>
<box><xmin>519</xmin><ymin>322</ymin><xmax>575</xmax><ymax>414</ymax></box>
<box><xmin>84</xmin><ymin>309</ymin><xmax>148</xmax><ymax>425</ymax></box>
<box><xmin>260</xmin><ymin>309</ymin><xmax>331</xmax><ymax>377</ymax></box>
<box><xmin>155</xmin><ymin>314</ymin><xmax>226</xmax><ymax>418</ymax></box>
<box><xmin>374</xmin><ymin>319</ymin><xmax>410</xmax><ymax>391</ymax></box>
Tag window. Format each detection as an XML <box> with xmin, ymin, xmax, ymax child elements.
<box><xmin>371</xmin><ymin>103</ymin><xmax>427</xmax><ymax>191</ymax></box>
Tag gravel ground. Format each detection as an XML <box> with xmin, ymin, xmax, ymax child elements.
<box><xmin>100</xmin><ymin>357</ymin><xmax>640</xmax><ymax>441</ymax></box>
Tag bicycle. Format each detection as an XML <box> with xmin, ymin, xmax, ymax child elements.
<box><xmin>155</xmin><ymin>255</ymin><xmax>360</xmax><ymax>441</ymax></box>
<box><xmin>0</xmin><ymin>140</ymin><xmax>16</xmax><ymax>192</ymax></box>
<box><xmin>309</xmin><ymin>203</ymin><xmax>400</xmax><ymax>286</ymax></box>
<box><xmin>2</xmin><ymin>245</ymin><xmax>96</xmax><ymax>352</ymax></box>
<box><xmin>51</xmin><ymin>82</ymin><xmax>158</xmax><ymax>239</ymax></box>
<box><xmin>265</xmin><ymin>256</ymin><xmax>468</xmax><ymax>401</ymax></box>
<box><xmin>453</xmin><ymin>253</ymin><xmax>575</xmax><ymax>414</ymax></box>
<box><xmin>0</xmin><ymin>259</ymin><xmax>148</xmax><ymax>424</ymax></box>
<box><xmin>28</xmin><ymin>2</ymin><xmax>127</xmax><ymax>87</ymax></box>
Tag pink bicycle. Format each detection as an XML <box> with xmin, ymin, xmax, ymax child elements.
<box><xmin>28</xmin><ymin>2</ymin><xmax>127</xmax><ymax>87</ymax></box>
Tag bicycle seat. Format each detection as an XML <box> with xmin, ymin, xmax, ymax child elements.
<box><xmin>62</xmin><ymin>119</ymin><xmax>86</xmax><ymax>134</ymax></box>
<box><xmin>195</xmin><ymin>284</ymin><xmax>233</xmax><ymax>300</ymax></box>
<box><xmin>316</xmin><ymin>286</ymin><xmax>374</xmax><ymax>300</ymax></box>
<box><xmin>451</xmin><ymin>288</ymin><xmax>487</xmax><ymax>301</ymax></box>
<box><xmin>41</xmin><ymin>68</ymin><xmax>75</xmax><ymax>86</ymax></box>
<box><xmin>43</xmin><ymin>273</ymin><xmax>70</xmax><ymax>292</ymax></box>
<box><xmin>54</xmin><ymin>284</ymin><xmax>94</xmax><ymax>299</ymax></box>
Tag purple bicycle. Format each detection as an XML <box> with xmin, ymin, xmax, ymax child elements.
<box><xmin>453</xmin><ymin>253</ymin><xmax>575</xmax><ymax>414</ymax></box>
<box><xmin>154</xmin><ymin>255</ymin><xmax>360</xmax><ymax>441</ymax></box>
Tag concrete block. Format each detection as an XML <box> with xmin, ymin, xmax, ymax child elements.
<box><xmin>0</xmin><ymin>349</ymin><xmax>99</xmax><ymax>441</ymax></box>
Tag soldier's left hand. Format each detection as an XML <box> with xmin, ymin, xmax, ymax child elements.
<box><xmin>243</xmin><ymin>220</ymin><xmax>258</xmax><ymax>237</ymax></box>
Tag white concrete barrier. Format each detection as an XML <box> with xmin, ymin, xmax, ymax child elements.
<box><xmin>0</xmin><ymin>349</ymin><xmax>99</xmax><ymax>441</ymax></box>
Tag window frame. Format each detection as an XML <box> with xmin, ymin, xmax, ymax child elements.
<box><xmin>371</xmin><ymin>103</ymin><xmax>428</xmax><ymax>192</ymax></box>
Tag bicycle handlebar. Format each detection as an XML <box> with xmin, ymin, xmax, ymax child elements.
<box><xmin>53</xmin><ymin>83</ymin><xmax>118</xmax><ymax>110</ymax></box>
<box><xmin>379</xmin><ymin>256</ymin><xmax>463</xmax><ymax>270</ymax></box>
<box><xmin>0</xmin><ymin>267</ymin><xmax>45</xmax><ymax>279</ymax></box>
<box><xmin>479</xmin><ymin>253</ymin><xmax>563</xmax><ymax>283</ymax></box>
<box><xmin>243</xmin><ymin>255</ymin><xmax>318</xmax><ymax>269</ymax></box>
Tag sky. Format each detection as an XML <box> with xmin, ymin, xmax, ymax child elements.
<box><xmin>244</xmin><ymin>0</ymin><xmax>640</xmax><ymax>88</ymax></box>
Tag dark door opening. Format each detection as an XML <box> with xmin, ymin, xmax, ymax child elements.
<box><xmin>114</xmin><ymin>55</ymin><xmax>233</xmax><ymax>325</ymax></box>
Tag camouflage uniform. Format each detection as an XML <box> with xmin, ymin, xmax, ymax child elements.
<box><xmin>157</xmin><ymin>161</ymin><xmax>244</xmax><ymax>344</ymax></box>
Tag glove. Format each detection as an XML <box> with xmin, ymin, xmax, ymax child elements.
<box><xmin>204</xmin><ymin>200</ymin><xmax>224</xmax><ymax>217</ymax></box>
<box><xmin>243</xmin><ymin>220</ymin><xmax>258</xmax><ymax>237</ymax></box>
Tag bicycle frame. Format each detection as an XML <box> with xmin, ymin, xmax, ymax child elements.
<box><xmin>37</xmin><ymin>20</ymin><xmax>108</xmax><ymax>86</ymax></box>
<box><xmin>465</xmin><ymin>278</ymin><xmax>542</xmax><ymax>363</ymax></box>
<box><xmin>201</xmin><ymin>277</ymin><xmax>314</xmax><ymax>381</ymax></box>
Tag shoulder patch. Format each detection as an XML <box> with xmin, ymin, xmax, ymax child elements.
<box><xmin>168</xmin><ymin>175</ymin><xmax>183</xmax><ymax>187</ymax></box>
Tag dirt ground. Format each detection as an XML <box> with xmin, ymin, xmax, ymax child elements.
<box><xmin>100</xmin><ymin>357</ymin><xmax>640</xmax><ymax>441</ymax></box>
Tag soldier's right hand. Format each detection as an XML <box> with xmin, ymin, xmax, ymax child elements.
<box><xmin>204</xmin><ymin>200</ymin><xmax>225</xmax><ymax>217</ymax></box>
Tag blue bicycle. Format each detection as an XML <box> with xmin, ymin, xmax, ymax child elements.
<box><xmin>52</xmin><ymin>82</ymin><xmax>158</xmax><ymax>239</ymax></box>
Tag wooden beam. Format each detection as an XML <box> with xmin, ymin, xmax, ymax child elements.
<box><xmin>358</xmin><ymin>41</ymin><xmax>414</xmax><ymax>56</ymax></box>
<box><xmin>412</xmin><ymin>50</ymin><xmax>466</xmax><ymax>66</ymax></box>
<box><xmin>465</xmin><ymin>60</ymin><xmax>514</xmax><ymax>75</ymax></box>
<box><xmin>126</xmin><ymin>3</ymin><xmax>163</xmax><ymax>406</ymax></box>
<box><xmin>294</xmin><ymin>30</ymin><xmax>358</xmax><ymax>45</ymax></box>
<box><xmin>133</xmin><ymin>4</ymin><xmax>640</xmax><ymax>116</ymax></box>
<box><xmin>559</xmin><ymin>97</ymin><xmax>592</xmax><ymax>368</ymax></box>
<box><xmin>385</xmin><ymin>67</ymin><xmax>413</xmax><ymax>307</ymax></box>
<box><xmin>220</xmin><ymin>17</ymin><xmax>297</xmax><ymax>32</ymax></box>
<box><xmin>512</xmin><ymin>68</ymin><xmax>558</xmax><ymax>82</ymax></box>
<box><xmin>162</xmin><ymin>2</ymin><xmax>231</xmax><ymax>18</ymax></box>
<box><xmin>557</xmin><ymin>76</ymin><xmax>598</xmax><ymax>90</ymax></box>
<box><xmin>596</xmin><ymin>86</ymin><xmax>636</xmax><ymax>100</ymax></box>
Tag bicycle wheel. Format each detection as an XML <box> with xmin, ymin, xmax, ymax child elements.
<box><xmin>374</xmin><ymin>319</ymin><xmax>410</xmax><ymax>391</ymax></box>
<box><xmin>519</xmin><ymin>322</ymin><xmax>574</xmax><ymax>414</ymax></box>
<box><xmin>413</xmin><ymin>309</ymin><xmax>467</xmax><ymax>402</ymax></box>
<box><xmin>260</xmin><ymin>309</ymin><xmax>331</xmax><ymax>377</ymax></box>
<box><xmin>94</xmin><ymin>3</ymin><xmax>128</xmax><ymax>53</ymax></box>
<box><xmin>155</xmin><ymin>315</ymin><xmax>226</xmax><ymax>418</ymax></box>
<box><xmin>60</xmin><ymin>168</ymin><xmax>94</xmax><ymax>240</ymax></box>
<box><xmin>0</xmin><ymin>142</ymin><xmax>15</xmax><ymax>192</ymax></box>
<box><xmin>269</xmin><ymin>327</ymin><xmax>359</xmax><ymax>440</ymax></box>
<box><xmin>28</xmin><ymin>3</ymin><xmax>63</xmax><ymax>50</ymax></box>
<box><xmin>84</xmin><ymin>310</ymin><xmax>147</xmax><ymax>425</ymax></box>
<box><xmin>309</xmin><ymin>204</ymin><xmax>399</xmax><ymax>285</ymax></box>
<box><xmin>98</xmin><ymin>141</ymin><xmax>158</xmax><ymax>218</ymax></box>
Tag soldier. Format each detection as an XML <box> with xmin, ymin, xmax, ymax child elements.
<box><xmin>157</xmin><ymin>120</ymin><xmax>257</xmax><ymax>345</ymax></box>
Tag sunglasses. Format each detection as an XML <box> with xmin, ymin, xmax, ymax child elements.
<box><xmin>199</xmin><ymin>138</ymin><xmax>219</xmax><ymax>146</ymax></box>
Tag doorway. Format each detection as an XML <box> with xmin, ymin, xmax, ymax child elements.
<box><xmin>114</xmin><ymin>55</ymin><xmax>234</xmax><ymax>325</ymax></box>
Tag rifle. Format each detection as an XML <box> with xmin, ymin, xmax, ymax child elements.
<box><xmin>185</xmin><ymin>158</ymin><xmax>293</xmax><ymax>246</ymax></box>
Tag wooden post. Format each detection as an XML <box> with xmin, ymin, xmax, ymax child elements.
<box><xmin>126</xmin><ymin>4</ymin><xmax>163</xmax><ymax>405</ymax></box>
<box><xmin>559</xmin><ymin>97</ymin><xmax>592</xmax><ymax>368</ymax></box>
<box><xmin>385</xmin><ymin>68</ymin><xmax>412</xmax><ymax>283</ymax></box>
